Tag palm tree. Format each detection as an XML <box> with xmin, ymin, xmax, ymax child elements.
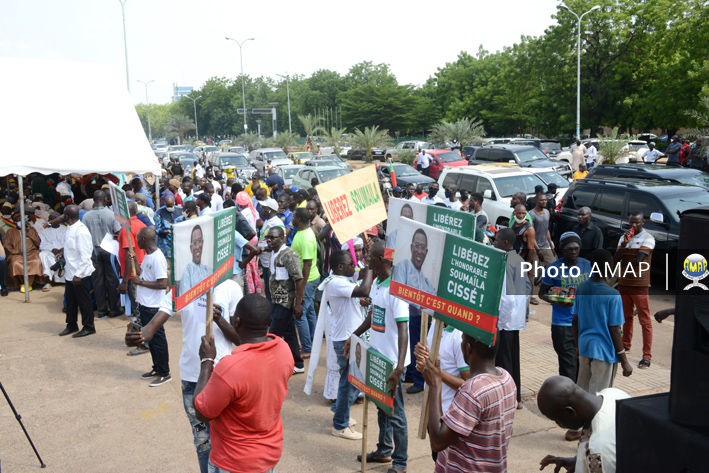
<box><xmin>238</xmin><ymin>131</ymin><xmax>260</xmax><ymax>152</ymax></box>
<box><xmin>299</xmin><ymin>114</ymin><xmax>324</xmax><ymax>153</ymax></box>
<box><xmin>165</xmin><ymin>114</ymin><xmax>196</xmax><ymax>145</ymax></box>
<box><xmin>260</xmin><ymin>136</ymin><xmax>276</xmax><ymax>148</ymax></box>
<box><xmin>429</xmin><ymin>117</ymin><xmax>486</xmax><ymax>146</ymax></box>
<box><xmin>596</xmin><ymin>127</ymin><xmax>634</xmax><ymax>165</ymax></box>
<box><xmin>275</xmin><ymin>131</ymin><xmax>297</xmax><ymax>153</ymax></box>
<box><xmin>320</xmin><ymin>126</ymin><xmax>348</xmax><ymax>156</ymax></box>
<box><xmin>351</xmin><ymin>125</ymin><xmax>393</xmax><ymax>162</ymax></box>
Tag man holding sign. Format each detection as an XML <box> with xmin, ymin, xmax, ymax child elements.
<box><xmin>349</xmin><ymin>241</ymin><xmax>409</xmax><ymax>471</ymax></box>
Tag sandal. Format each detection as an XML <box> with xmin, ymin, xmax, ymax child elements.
<box><xmin>42</xmin><ymin>283</ymin><xmax>51</xmax><ymax>292</ymax></box>
<box><xmin>638</xmin><ymin>358</ymin><xmax>651</xmax><ymax>369</ymax></box>
<box><xmin>356</xmin><ymin>452</ymin><xmax>392</xmax><ymax>463</ymax></box>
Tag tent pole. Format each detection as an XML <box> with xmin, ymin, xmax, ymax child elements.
<box><xmin>18</xmin><ymin>176</ymin><xmax>30</xmax><ymax>302</ymax></box>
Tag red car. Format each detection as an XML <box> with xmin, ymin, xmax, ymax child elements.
<box><xmin>426</xmin><ymin>150</ymin><xmax>469</xmax><ymax>180</ymax></box>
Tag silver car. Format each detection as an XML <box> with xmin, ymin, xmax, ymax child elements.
<box><xmin>248</xmin><ymin>148</ymin><xmax>293</xmax><ymax>172</ymax></box>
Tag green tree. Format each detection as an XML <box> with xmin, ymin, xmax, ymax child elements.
<box><xmin>319</xmin><ymin>127</ymin><xmax>348</xmax><ymax>155</ymax></box>
<box><xmin>275</xmin><ymin>131</ymin><xmax>297</xmax><ymax>153</ymax></box>
<box><xmin>238</xmin><ymin>131</ymin><xmax>260</xmax><ymax>151</ymax></box>
<box><xmin>166</xmin><ymin>114</ymin><xmax>196</xmax><ymax>144</ymax></box>
<box><xmin>351</xmin><ymin>126</ymin><xmax>393</xmax><ymax>162</ymax></box>
<box><xmin>596</xmin><ymin>127</ymin><xmax>635</xmax><ymax>165</ymax></box>
<box><xmin>429</xmin><ymin>118</ymin><xmax>486</xmax><ymax>146</ymax></box>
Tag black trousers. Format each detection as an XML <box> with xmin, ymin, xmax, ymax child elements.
<box><xmin>139</xmin><ymin>305</ymin><xmax>169</xmax><ymax>376</ymax></box>
<box><xmin>551</xmin><ymin>325</ymin><xmax>578</xmax><ymax>382</ymax></box>
<box><xmin>406</xmin><ymin>305</ymin><xmax>424</xmax><ymax>387</ymax></box>
<box><xmin>91</xmin><ymin>247</ymin><xmax>119</xmax><ymax>313</ymax></box>
<box><xmin>495</xmin><ymin>330</ymin><xmax>521</xmax><ymax>403</ymax></box>
<box><xmin>0</xmin><ymin>258</ymin><xmax>7</xmax><ymax>287</ymax></box>
<box><xmin>65</xmin><ymin>276</ymin><xmax>94</xmax><ymax>331</ymax></box>
<box><xmin>270</xmin><ymin>303</ymin><xmax>303</xmax><ymax>369</ymax></box>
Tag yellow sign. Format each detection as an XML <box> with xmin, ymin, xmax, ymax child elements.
<box><xmin>317</xmin><ymin>166</ymin><xmax>387</xmax><ymax>243</ymax></box>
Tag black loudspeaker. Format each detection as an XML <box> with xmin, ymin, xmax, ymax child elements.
<box><xmin>670</xmin><ymin>207</ymin><xmax>709</xmax><ymax>428</ymax></box>
<box><xmin>616</xmin><ymin>394</ymin><xmax>709</xmax><ymax>473</ymax></box>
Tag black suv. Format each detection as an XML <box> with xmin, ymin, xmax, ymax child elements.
<box><xmin>347</xmin><ymin>146</ymin><xmax>386</xmax><ymax>161</ymax></box>
<box><xmin>470</xmin><ymin>145</ymin><xmax>572</xmax><ymax>178</ymax></box>
<box><xmin>554</xmin><ymin>178</ymin><xmax>709</xmax><ymax>274</ymax></box>
<box><xmin>586</xmin><ymin>164</ymin><xmax>709</xmax><ymax>190</ymax></box>
<box><xmin>509</xmin><ymin>139</ymin><xmax>562</xmax><ymax>159</ymax></box>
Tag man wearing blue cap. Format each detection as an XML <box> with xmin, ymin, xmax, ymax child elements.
<box><xmin>391</xmin><ymin>186</ymin><xmax>403</xmax><ymax>199</ymax></box>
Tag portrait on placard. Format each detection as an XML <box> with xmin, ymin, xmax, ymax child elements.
<box><xmin>385</xmin><ymin>198</ymin><xmax>427</xmax><ymax>250</ymax></box>
<box><xmin>349</xmin><ymin>336</ymin><xmax>368</xmax><ymax>385</ymax></box>
<box><xmin>173</xmin><ymin>215</ymin><xmax>214</xmax><ymax>295</ymax></box>
<box><xmin>392</xmin><ymin>218</ymin><xmax>444</xmax><ymax>296</ymax></box>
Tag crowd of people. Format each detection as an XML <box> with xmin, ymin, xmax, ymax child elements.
<box><xmin>0</xmin><ymin>151</ymin><xmax>665</xmax><ymax>473</ymax></box>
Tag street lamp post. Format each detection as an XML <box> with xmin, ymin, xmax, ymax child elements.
<box><xmin>225</xmin><ymin>37</ymin><xmax>255</xmax><ymax>135</ymax></box>
<box><xmin>277</xmin><ymin>73</ymin><xmax>292</xmax><ymax>133</ymax></box>
<box><xmin>137</xmin><ymin>79</ymin><xmax>154</xmax><ymax>141</ymax></box>
<box><xmin>185</xmin><ymin>95</ymin><xmax>202</xmax><ymax>141</ymax></box>
<box><xmin>559</xmin><ymin>3</ymin><xmax>601</xmax><ymax>140</ymax></box>
<box><xmin>118</xmin><ymin>0</ymin><xmax>130</xmax><ymax>93</ymax></box>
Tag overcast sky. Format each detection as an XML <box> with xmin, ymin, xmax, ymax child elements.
<box><xmin>2</xmin><ymin>1</ymin><xmax>562</xmax><ymax>105</ymax></box>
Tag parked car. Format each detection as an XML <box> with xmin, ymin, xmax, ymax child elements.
<box><xmin>194</xmin><ymin>145</ymin><xmax>220</xmax><ymax>158</ymax></box>
<box><xmin>169</xmin><ymin>144</ymin><xmax>195</xmax><ymax>153</ymax></box>
<box><xmin>557</xmin><ymin>139</ymin><xmax>648</xmax><ymax>165</ymax></box>
<box><xmin>339</xmin><ymin>144</ymin><xmax>352</xmax><ymax>157</ymax></box>
<box><xmin>288</xmin><ymin>151</ymin><xmax>314</xmax><ymax>164</ymax></box>
<box><xmin>154</xmin><ymin>143</ymin><xmax>169</xmax><ymax>153</ymax></box>
<box><xmin>470</xmin><ymin>145</ymin><xmax>572</xmax><ymax>178</ymax></box>
<box><xmin>347</xmin><ymin>146</ymin><xmax>386</xmax><ymax>161</ymax></box>
<box><xmin>439</xmin><ymin>166</ymin><xmax>550</xmax><ymax>227</ymax></box>
<box><xmin>225</xmin><ymin>146</ymin><xmax>247</xmax><ymax>154</ymax></box>
<box><xmin>276</xmin><ymin>165</ymin><xmax>305</xmax><ymax>186</ymax></box>
<box><xmin>209</xmin><ymin>152</ymin><xmax>256</xmax><ymax>179</ymax></box>
<box><xmin>248</xmin><ymin>148</ymin><xmax>292</xmax><ymax>172</ymax></box>
<box><xmin>463</xmin><ymin>142</ymin><xmax>489</xmax><ymax>160</ymax></box>
<box><xmin>553</xmin><ymin>178</ymin><xmax>709</xmax><ymax>274</ymax></box>
<box><xmin>380</xmin><ymin>163</ymin><xmax>435</xmax><ymax>192</ymax></box>
<box><xmin>384</xmin><ymin>141</ymin><xmax>434</xmax><ymax>161</ymax></box>
<box><xmin>218</xmin><ymin>139</ymin><xmax>232</xmax><ymax>148</ymax></box>
<box><xmin>586</xmin><ymin>164</ymin><xmax>709</xmax><ymax>190</ymax></box>
<box><xmin>292</xmin><ymin>166</ymin><xmax>351</xmax><ymax>190</ymax></box>
<box><xmin>179</xmin><ymin>155</ymin><xmax>199</xmax><ymax>173</ymax></box>
<box><xmin>307</xmin><ymin>155</ymin><xmax>352</xmax><ymax>170</ymax></box>
<box><xmin>425</xmin><ymin>150</ymin><xmax>470</xmax><ymax>180</ymax></box>
<box><xmin>509</xmin><ymin>138</ymin><xmax>563</xmax><ymax>159</ymax></box>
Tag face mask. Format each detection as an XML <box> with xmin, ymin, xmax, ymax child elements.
<box><xmin>182</xmin><ymin>211</ymin><xmax>189</xmax><ymax>219</ymax></box>
<box><xmin>445</xmin><ymin>190</ymin><xmax>452</xmax><ymax>198</ymax></box>
<box><xmin>514</xmin><ymin>216</ymin><xmax>527</xmax><ymax>224</ymax></box>
<box><xmin>166</xmin><ymin>206</ymin><xmax>175</xmax><ymax>212</ymax></box>
<box><xmin>428</xmin><ymin>188</ymin><xmax>438</xmax><ymax>197</ymax></box>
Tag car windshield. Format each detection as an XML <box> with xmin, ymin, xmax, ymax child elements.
<box><xmin>514</xmin><ymin>149</ymin><xmax>547</xmax><ymax>163</ymax></box>
<box><xmin>663</xmin><ymin>191</ymin><xmax>709</xmax><ymax>220</ymax></box>
<box><xmin>180</xmin><ymin>158</ymin><xmax>197</xmax><ymax>167</ymax></box>
<box><xmin>311</xmin><ymin>161</ymin><xmax>337</xmax><ymax>166</ymax></box>
<box><xmin>493</xmin><ymin>174</ymin><xmax>547</xmax><ymax>198</ymax></box>
<box><xmin>281</xmin><ymin>168</ymin><xmax>300</xmax><ymax>179</ymax></box>
<box><xmin>155</xmin><ymin>144</ymin><xmax>168</xmax><ymax>149</ymax></box>
<box><xmin>171</xmin><ymin>145</ymin><xmax>188</xmax><ymax>151</ymax></box>
<box><xmin>175</xmin><ymin>153</ymin><xmax>197</xmax><ymax>160</ymax></box>
<box><xmin>318</xmin><ymin>169</ymin><xmax>350</xmax><ymax>182</ymax></box>
<box><xmin>265</xmin><ymin>151</ymin><xmax>288</xmax><ymax>160</ymax></box>
<box><xmin>628</xmin><ymin>143</ymin><xmax>646</xmax><ymax>151</ymax></box>
<box><xmin>437</xmin><ymin>152</ymin><xmax>465</xmax><ymax>163</ymax></box>
<box><xmin>675</xmin><ymin>172</ymin><xmax>709</xmax><ymax>190</ymax></box>
<box><xmin>294</xmin><ymin>153</ymin><xmax>313</xmax><ymax>159</ymax></box>
<box><xmin>221</xmin><ymin>155</ymin><xmax>248</xmax><ymax>166</ymax></box>
<box><xmin>534</xmin><ymin>171</ymin><xmax>570</xmax><ymax>188</ymax></box>
<box><xmin>540</xmin><ymin>142</ymin><xmax>561</xmax><ymax>152</ymax></box>
<box><xmin>320</xmin><ymin>155</ymin><xmax>343</xmax><ymax>163</ymax></box>
<box><xmin>204</xmin><ymin>146</ymin><xmax>219</xmax><ymax>152</ymax></box>
<box><xmin>392</xmin><ymin>164</ymin><xmax>419</xmax><ymax>176</ymax></box>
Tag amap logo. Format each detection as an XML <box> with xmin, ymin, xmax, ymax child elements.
<box><xmin>683</xmin><ymin>254</ymin><xmax>709</xmax><ymax>290</ymax></box>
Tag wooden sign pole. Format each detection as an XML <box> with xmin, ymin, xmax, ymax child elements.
<box><xmin>205</xmin><ymin>291</ymin><xmax>214</xmax><ymax>338</ymax></box>
<box><xmin>418</xmin><ymin>319</ymin><xmax>444</xmax><ymax>439</ymax></box>
<box><xmin>361</xmin><ymin>398</ymin><xmax>368</xmax><ymax>473</ymax></box>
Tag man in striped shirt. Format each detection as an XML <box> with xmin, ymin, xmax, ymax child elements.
<box><xmin>423</xmin><ymin>332</ymin><xmax>517</xmax><ymax>472</ymax></box>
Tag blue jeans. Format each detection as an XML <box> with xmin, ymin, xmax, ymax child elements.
<box><xmin>182</xmin><ymin>380</ymin><xmax>211</xmax><ymax>473</ymax></box>
<box><xmin>406</xmin><ymin>306</ymin><xmax>424</xmax><ymax>388</ymax></box>
<box><xmin>295</xmin><ymin>278</ymin><xmax>318</xmax><ymax>352</ymax></box>
<box><xmin>332</xmin><ymin>340</ymin><xmax>361</xmax><ymax>430</ymax></box>
<box><xmin>375</xmin><ymin>379</ymin><xmax>408</xmax><ymax>469</ymax></box>
<box><xmin>208</xmin><ymin>460</ymin><xmax>274</xmax><ymax>473</ymax></box>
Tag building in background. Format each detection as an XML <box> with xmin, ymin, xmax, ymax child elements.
<box><xmin>172</xmin><ymin>83</ymin><xmax>193</xmax><ymax>103</ymax></box>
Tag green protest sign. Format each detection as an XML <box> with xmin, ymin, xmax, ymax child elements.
<box><xmin>108</xmin><ymin>182</ymin><xmax>131</xmax><ymax>229</ymax></box>
<box><xmin>348</xmin><ymin>335</ymin><xmax>395</xmax><ymax>416</ymax></box>
<box><xmin>171</xmin><ymin>208</ymin><xmax>236</xmax><ymax>311</ymax></box>
<box><xmin>391</xmin><ymin>218</ymin><xmax>506</xmax><ymax>346</ymax></box>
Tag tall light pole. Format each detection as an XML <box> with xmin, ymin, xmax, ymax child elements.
<box><xmin>118</xmin><ymin>0</ymin><xmax>130</xmax><ymax>93</ymax></box>
<box><xmin>277</xmin><ymin>73</ymin><xmax>292</xmax><ymax>133</ymax></box>
<box><xmin>225</xmin><ymin>37</ymin><xmax>255</xmax><ymax>135</ymax></box>
<box><xmin>136</xmin><ymin>79</ymin><xmax>154</xmax><ymax>141</ymax></box>
<box><xmin>185</xmin><ymin>95</ymin><xmax>202</xmax><ymax>141</ymax></box>
<box><xmin>559</xmin><ymin>3</ymin><xmax>601</xmax><ymax>140</ymax></box>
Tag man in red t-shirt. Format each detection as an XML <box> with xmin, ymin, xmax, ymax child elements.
<box><xmin>118</xmin><ymin>202</ymin><xmax>147</xmax><ymax>318</ymax></box>
<box><xmin>194</xmin><ymin>294</ymin><xmax>293</xmax><ymax>473</ymax></box>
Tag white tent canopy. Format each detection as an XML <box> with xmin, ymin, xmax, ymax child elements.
<box><xmin>0</xmin><ymin>57</ymin><xmax>161</xmax><ymax>177</ymax></box>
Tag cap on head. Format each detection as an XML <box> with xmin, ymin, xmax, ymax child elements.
<box><xmin>261</xmin><ymin>198</ymin><xmax>279</xmax><ymax>212</ymax></box>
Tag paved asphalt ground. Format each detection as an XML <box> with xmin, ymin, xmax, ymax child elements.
<box><xmin>0</xmin><ymin>285</ymin><xmax>674</xmax><ymax>473</ymax></box>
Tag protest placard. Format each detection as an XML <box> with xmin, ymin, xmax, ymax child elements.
<box><xmin>108</xmin><ymin>182</ymin><xmax>130</xmax><ymax>229</ymax></box>
<box><xmin>171</xmin><ymin>208</ymin><xmax>235</xmax><ymax>311</ymax></box>
<box><xmin>348</xmin><ymin>335</ymin><xmax>395</xmax><ymax>416</ymax></box>
<box><xmin>385</xmin><ymin>197</ymin><xmax>479</xmax><ymax>259</ymax></box>
<box><xmin>390</xmin><ymin>218</ymin><xmax>506</xmax><ymax>345</ymax></box>
<box><xmin>316</xmin><ymin>166</ymin><xmax>387</xmax><ymax>243</ymax></box>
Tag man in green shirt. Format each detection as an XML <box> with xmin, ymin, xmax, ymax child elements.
<box><xmin>291</xmin><ymin>208</ymin><xmax>321</xmax><ymax>357</ymax></box>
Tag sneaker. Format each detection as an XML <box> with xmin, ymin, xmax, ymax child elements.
<box><xmin>332</xmin><ymin>426</ymin><xmax>362</xmax><ymax>440</ymax></box>
<box><xmin>141</xmin><ymin>370</ymin><xmax>158</xmax><ymax>380</ymax></box>
<box><xmin>149</xmin><ymin>374</ymin><xmax>172</xmax><ymax>387</ymax></box>
<box><xmin>638</xmin><ymin>358</ymin><xmax>651</xmax><ymax>369</ymax></box>
<box><xmin>349</xmin><ymin>417</ymin><xmax>357</xmax><ymax>427</ymax></box>
<box><xmin>293</xmin><ymin>366</ymin><xmax>305</xmax><ymax>375</ymax></box>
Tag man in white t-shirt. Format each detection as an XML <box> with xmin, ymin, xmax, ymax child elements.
<box><xmin>132</xmin><ymin>226</ymin><xmax>171</xmax><ymax>387</ymax></box>
<box><xmin>327</xmin><ymin>249</ymin><xmax>374</xmax><ymax>440</ymax></box>
<box><xmin>539</xmin><ymin>376</ymin><xmax>629</xmax><ymax>473</ymax></box>
<box><xmin>585</xmin><ymin>143</ymin><xmax>597</xmax><ymax>169</ymax></box>
<box><xmin>349</xmin><ymin>241</ymin><xmax>410</xmax><ymax>471</ymax></box>
<box><xmin>418</xmin><ymin>150</ymin><xmax>431</xmax><ymax>176</ymax></box>
<box><xmin>125</xmin><ymin>279</ymin><xmax>242</xmax><ymax>473</ymax></box>
<box><xmin>203</xmin><ymin>183</ymin><xmax>223</xmax><ymax>212</ymax></box>
<box><xmin>641</xmin><ymin>142</ymin><xmax>664</xmax><ymax>164</ymax></box>
<box><xmin>444</xmin><ymin>184</ymin><xmax>463</xmax><ymax>211</ymax></box>
<box><xmin>420</xmin><ymin>182</ymin><xmax>443</xmax><ymax>205</ymax></box>
<box><xmin>258</xmin><ymin>199</ymin><xmax>285</xmax><ymax>303</ymax></box>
